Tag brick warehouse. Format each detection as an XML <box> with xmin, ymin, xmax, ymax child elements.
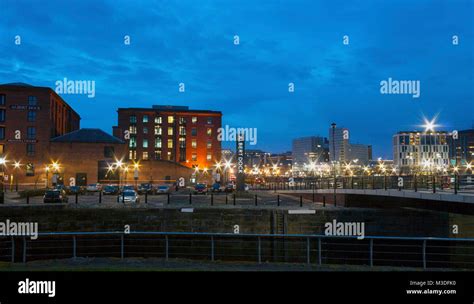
<box><xmin>0</xmin><ymin>83</ymin><xmax>201</xmax><ymax>188</ymax></box>
<box><xmin>113</xmin><ymin>105</ymin><xmax>222</xmax><ymax>171</ymax></box>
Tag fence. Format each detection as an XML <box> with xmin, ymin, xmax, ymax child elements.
<box><xmin>2</xmin><ymin>232</ymin><xmax>474</xmax><ymax>269</ymax></box>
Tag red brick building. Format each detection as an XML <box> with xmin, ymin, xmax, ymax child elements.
<box><xmin>113</xmin><ymin>105</ymin><xmax>222</xmax><ymax>170</ymax></box>
<box><xmin>0</xmin><ymin>83</ymin><xmax>81</xmax><ymax>186</ymax></box>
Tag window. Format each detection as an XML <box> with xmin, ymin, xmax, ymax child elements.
<box><xmin>207</xmin><ymin>140</ymin><xmax>212</xmax><ymax>149</ymax></box>
<box><xmin>192</xmin><ymin>153</ymin><xmax>197</xmax><ymax>161</ymax></box>
<box><xmin>0</xmin><ymin>144</ymin><xmax>3</xmax><ymax>154</ymax></box>
<box><xmin>0</xmin><ymin>109</ymin><xmax>4</xmax><ymax>122</ymax></box>
<box><xmin>168</xmin><ymin>116</ymin><xmax>174</xmax><ymax>124</ymax></box>
<box><xmin>28</xmin><ymin>96</ymin><xmax>37</xmax><ymax>106</ymax></box>
<box><xmin>155</xmin><ymin>137</ymin><xmax>162</xmax><ymax>148</ymax></box>
<box><xmin>142</xmin><ymin>152</ymin><xmax>149</xmax><ymax>160</ymax></box>
<box><xmin>207</xmin><ymin>128</ymin><xmax>212</xmax><ymax>136</ymax></box>
<box><xmin>129</xmin><ymin>150</ymin><xmax>136</xmax><ymax>160</ymax></box>
<box><xmin>27</xmin><ymin>111</ymin><xmax>36</xmax><ymax>122</ymax></box>
<box><xmin>130</xmin><ymin>115</ymin><xmax>137</xmax><ymax>123</ymax></box>
<box><xmin>143</xmin><ymin>139</ymin><xmax>148</xmax><ymax>148</ymax></box>
<box><xmin>0</xmin><ymin>94</ymin><xmax>5</xmax><ymax>106</ymax></box>
<box><xmin>27</xmin><ymin>127</ymin><xmax>36</xmax><ymax>139</ymax></box>
<box><xmin>129</xmin><ymin>137</ymin><xmax>137</xmax><ymax>148</ymax></box>
<box><xmin>154</xmin><ymin>150</ymin><xmax>162</xmax><ymax>160</ymax></box>
<box><xmin>179</xmin><ymin>137</ymin><xmax>186</xmax><ymax>148</ymax></box>
<box><xmin>192</xmin><ymin>140</ymin><xmax>197</xmax><ymax>148</ymax></box>
<box><xmin>207</xmin><ymin>153</ymin><xmax>212</xmax><ymax>161</ymax></box>
<box><xmin>104</xmin><ymin>146</ymin><xmax>115</xmax><ymax>158</ymax></box>
<box><xmin>143</xmin><ymin>127</ymin><xmax>148</xmax><ymax>134</ymax></box>
<box><xmin>179</xmin><ymin>126</ymin><xmax>186</xmax><ymax>136</ymax></box>
<box><xmin>154</xmin><ymin>126</ymin><xmax>162</xmax><ymax>135</ymax></box>
<box><xmin>129</xmin><ymin>125</ymin><xmax>137</xmax><ymax>134</ymax></box>
<box><xmin>207</xmin><ymin>117</ymin><xmax>213</xmax><ymax>124</ymax></box>
<box><xmin>192</xmin><ymin>116</ymin><xmax>197</xmax><ymax>123</ymax></box>
<box><xmin>179</xmin><ymin>117</ymin><xmax>186</xmax><ymax>124</ymax></box>
<box><xmin>155</xmin><ymin>116</ymin><xmax>162</xmax><ymax>124</ymax></box>
<box><xmin>167</xmin><ymin>151</ymin><xmax>173</xmax><ymax>161</ymax></box>
<box><xmin>0</xmin><ymin>127</ymin><xmax>4</xmax><ymax>140</ymax></box>
<box><xmin>143</xmin><ymin>115</ymin><xmax>149</xmax><ymax>123</ymax></box>
<box><xmin>26</xmin><ymin>163</ymin><xmax>35</xmax><ymax>176</ymax></box>
<box><xmin>167</xmin><ymin>139</ymin><xmax>173</xmax><ymax>149</ymax></box>
<box><xmin>168</xmin><ymin>127</ymin><xmax>174</xmax><ymax>136</ymax></box>
<box><xmin>191</xmin><ymin>128</ymin><xmax>197</xmax><ymax>136</ymax></box>
<box><xmin>27</xmin><ymin>144</ymin><xmax>35</xmax><ymax>156</ymax></box>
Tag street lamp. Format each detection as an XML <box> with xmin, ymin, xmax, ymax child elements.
<box><xmin>12</xmin><ymin>161</ymin><xmax>21</xmax><ymax>192</ymax></box>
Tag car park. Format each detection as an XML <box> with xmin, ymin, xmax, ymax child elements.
<box><xmin>66</xmin><ymin>186</ymin><xmax>85</xmax><ymax>195</ymax></box>
<box><xmin>211</xmin><ymin>183</ymin><xmax>225</xmax><ymax>192</ymax></box>
<box><xmin>224</xmin><ymin>183</ymin><xmax>236</xmax><ymax>193</ymax></box>
<box><xmin>86</xmin><ymin>183</ymin><xmax>102</xmax><ymax>192</ymax></box>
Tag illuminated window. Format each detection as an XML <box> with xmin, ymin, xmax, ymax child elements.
<box><xmin>129</xmin><ymin>125</ymin><xmax>137</xmax><ymax>134</ymax></box>
<box><xmin>167</xmin><ymin>139</ymin><xmax>173</xmax><ymax>149</ymax></box>
<box><xmin>192</xmin><ymin>140</ymin><xmax>197</xmax><ymax>148</ymax></box>
<box><xmin>207</xmin><ymin>153</ymin><xmax>212</xmax><ymax>161</ymax></box>
<box><xmin>207</xmin><ymin>128</ymin><xmax>212</xmax><ymax>136</ymax></box>
<box><xmin>155</xmin><ymin>116</ymin><xmax>162</xmax><ymax>124</ymax></box>
<box><xmin>168</xmin><ymin>127</ymin><xmax>174</xmax><ymax>136</ymax></box>
<box><xmin>143</xmin><ymin>139</ymin><xmax>148</xmax><ymax>148</ymax></box>
<box><xmin>155</xmin><ymin>137</ymin><xmax>162</xmax><ymax>148</ymax></box>
<box><xmin>168</xmin><ymin>116</ymin><xmax>174</xmax><ymax>124</ymax></box>
<box><xmin>192</xmin><ymin>153</ymin><xmax>197</xmax><ymax>161</ymax></box>
<box><xmin>143</xmin><ymin>115</ymin><xmax>149</xmax><ymax>123</ymax></box>
<box><xmin>142</xmin><ymin>152</ymin><xmax>149</xmax><ymax>160</ymax></box>
<box><xmin>192</xmin><ymin>116</ymin><xmax>197</xmax><ymax>123</ymax></box>
<box><xmin>207</xmin><ymin>140</ymin><xmax>212</xmax><ymax>149</ymax></box>
<box><xmin>154</xmin><ymin>126</ymin><xmax>162</xmax><ymax>135</ymax></box>
<box><xmin>130</xmin><ymin>115</ymin><xmax>137</xmax><ymax>123</ymax></box>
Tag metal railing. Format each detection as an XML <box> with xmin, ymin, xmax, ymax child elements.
<box><xmin>2</xmin><ymin>231</ymin><xmax>474</xmax><ymax>269</ymax></box>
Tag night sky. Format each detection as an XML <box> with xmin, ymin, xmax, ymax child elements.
<box><xmin>1</xmin><ymin>0</ymin><xmax>473</xmax><ymax>158</ymax></box>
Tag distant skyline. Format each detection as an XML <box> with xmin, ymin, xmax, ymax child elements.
<box><xmin>1</xmin><ymin>0</ymin><xmax>473</xmax><ymax>159</ymax></box>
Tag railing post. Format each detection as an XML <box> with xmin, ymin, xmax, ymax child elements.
<box><xmin>277</xmin><ymin>194</ymin><xmax>280</xmax><ymax>206</ymax></box>
<box><xmin>145</xmin><ymin>192</ymin><xmax>148</xmax><ymax>204</ymax></box>
<box><xmin>422</xmin><ymin>240</ymin><xmax>427</xmax><ymax>269</ymax></box>
<box><xmin>300</xmin><ymin>195</ymin><xmax>303</xmax><ymax>207</ymax></box>
<box><xmin>26</xmin><ymin>194</ymin><xmax>29</xmax><ymax>204</ymax></box>
<box><xmin>225</xmin><ymin>194</ymin><xmax>228</xmax><ymax>205</ymax></box>
<box><xmin>254</xmin><ymin>194</ymin><xmax>258</xmax><ymax>206</ymax></box>
<box><xmin>306</xmin><ymin>237</ymin><xmax>310</xmax><ymax>264</ymax></box>
<box><xmin>73</xmin><ymin>236</ymin><xmax>77</xmax><ymax>259</ymax></box>
<box><xmin>189</xmin><ymin>193</ymin><xmax>192</xmax><ymax>205</ymax></box>
<box><xmin>318</xmin><ymin>237</ymin><xmax>322</xmax><ymax>265</ymax></box>
<box><xmin>211</xmin><ymin>193</ymin><xmax>214</xmax><ymax>206</ymax></box>
<box><xmin>323</xmin><ymin>195</ymin><xmax>326</xmax><ymax>207</ymax></box>
<box><xmin>165</xmin><ymin>235</ymin><xmax>169</xmax><ymax>260</ymax></box>
<box><xmin>11</xmin><ymin>237</ymin><xmax>14</xmax><ymax>263</ymax></box>
<box><xmin>99</xmin><ymin>191</ymin><xmax>102</xmax><ymax>204</ymax></box>
<box><xmin>257</xmin><ymin>237</ymin><xmax>261</xmax><ymax>264</ymax></box>
<box><xmin>167</xmin><ymin>192</ymin><xmax>170</xmax><ymax>204</ymax></box>
<box><xmin>369</xmin><ymin>239</ymin><xmax>373</xmax><ymax>267</ymax></box>
<box><xmin>211</xmin><ymin>236</ymin><xmax>215</xmax><ymax>261</ymax></box>
<box><xmin>75</xmin><ymin>192</ymin><xmax>78</xmax><ymax>204</ymax></box>
<box><xmin>22</xmin><ymin>237</ymin><xmax>26</xmax><ymax>263</ymax></box>
<box><xmin>121</xmin><ymin>234</ymin><xmax>124</xmax><ymax>260</ymax></box>
<box><xmin>233</xmin><ymin>193</ymin><xmax>236</xmax><ymax>206</ymax></box>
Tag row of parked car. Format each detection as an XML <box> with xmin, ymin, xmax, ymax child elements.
<box><xmin>192</xmin><ymin>182</ymin><xmax>250</xmax><ymax>194</ymax></box>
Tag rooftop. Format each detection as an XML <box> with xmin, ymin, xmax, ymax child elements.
<box><xmin>50</xmin><ymin>128</ymin><xmax>124</xmax><ymax>144</ymax></box>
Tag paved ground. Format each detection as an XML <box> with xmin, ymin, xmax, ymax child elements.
<box><xmin>0</xmin><ymin>257</ymin><xmax>463</xmax><ymax>271</ymax></box>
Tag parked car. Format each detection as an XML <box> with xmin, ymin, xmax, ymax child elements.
<box><xmin>43</xmin><ymin>189</ymin><xmax>68</xmax><ymax>203</ymax></box>
<box><xmin>138</xmin><ymin>183</ymin><xmax>155</xmax><ymax>195</ymax></box>
<box><xmin>224</xmin><ymin>183</ymin><xmax>236</xmax><ymax>193</ymax></box>
<box><xmin>117</xmin><ymin>190</ymin><xmax>140</xmax><ymax>203</ymax></box>
<box><xmin>156</xmin><ymin>185</ymin><xmax>171</xmax><ymax>194</ymax></box>
<box><xmin>66</xmin><ymin>186</ymin><xmax>85</xmax><ymax>195</ymax></box>
<box><xmin>193</xmin><ymin>183</ymin><xmax>208</xmax><ymax>194</ymax></box>
<box><xmin>102</xmin><ymin>185</ymin><xmax>119</xmax><ymax>195</ymax></box>
<box><xmin>211</xmin><ymin>183</ymin><xmax>225</xmax><ymax>192</ymax></box>
<box><xmin>121</xmin><ymin>185</ymin><xmax>135</xmax><ymax>192</ymax></box>
<box><xmin>86</xmin><ymin>183</ymin><xmax>102</xmax><ymax>192</ymax></box>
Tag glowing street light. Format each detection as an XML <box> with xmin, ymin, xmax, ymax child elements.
<box><xmin>421</xmin><ymin>116</ymin><xmax>440</xmax><ymax>132</ymax></box>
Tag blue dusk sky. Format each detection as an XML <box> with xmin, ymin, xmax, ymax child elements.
<box><xmin>0</xmin><ymin>0</ymin><xmax>473</xmax><ymax>158</ymax></box>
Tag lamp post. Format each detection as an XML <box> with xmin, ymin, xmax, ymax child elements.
<box><xmin>13</xmin><ymin>161</ymin><xmax>21</xmax><ymax>192</ymax></box>
<box><xmin>0</xmin><ymin>157</ymin><xmax>6</xmax><ymax>203</ymax></box>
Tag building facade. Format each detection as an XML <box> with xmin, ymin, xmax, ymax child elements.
<box><xmin>113</xmin><ymin>105</ymin><xmax>222</xmax><ymax>170</ymax></box>
<box><xmin>328</xmin><ymin>124</ymin><xmax>372</xmax><ymax>164</ymax></box>
<box><xmin>0</xmin><ymin>83</ymin><xmax>81</xmax><ymax>186</ymax></box>
<box><xmin>448</xmin><ymin>129</ymin><xmax>474</xmax><ymax>165</ymax></box>
<box><xmin>393</xmin><ymin>131</ymin><xmax>450</xmax><ymax>172</ymax></box>
<box><xmin>292</xmin><ymin>136</ymin><xmax>329</xmax><ymax>169</ymax></box>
